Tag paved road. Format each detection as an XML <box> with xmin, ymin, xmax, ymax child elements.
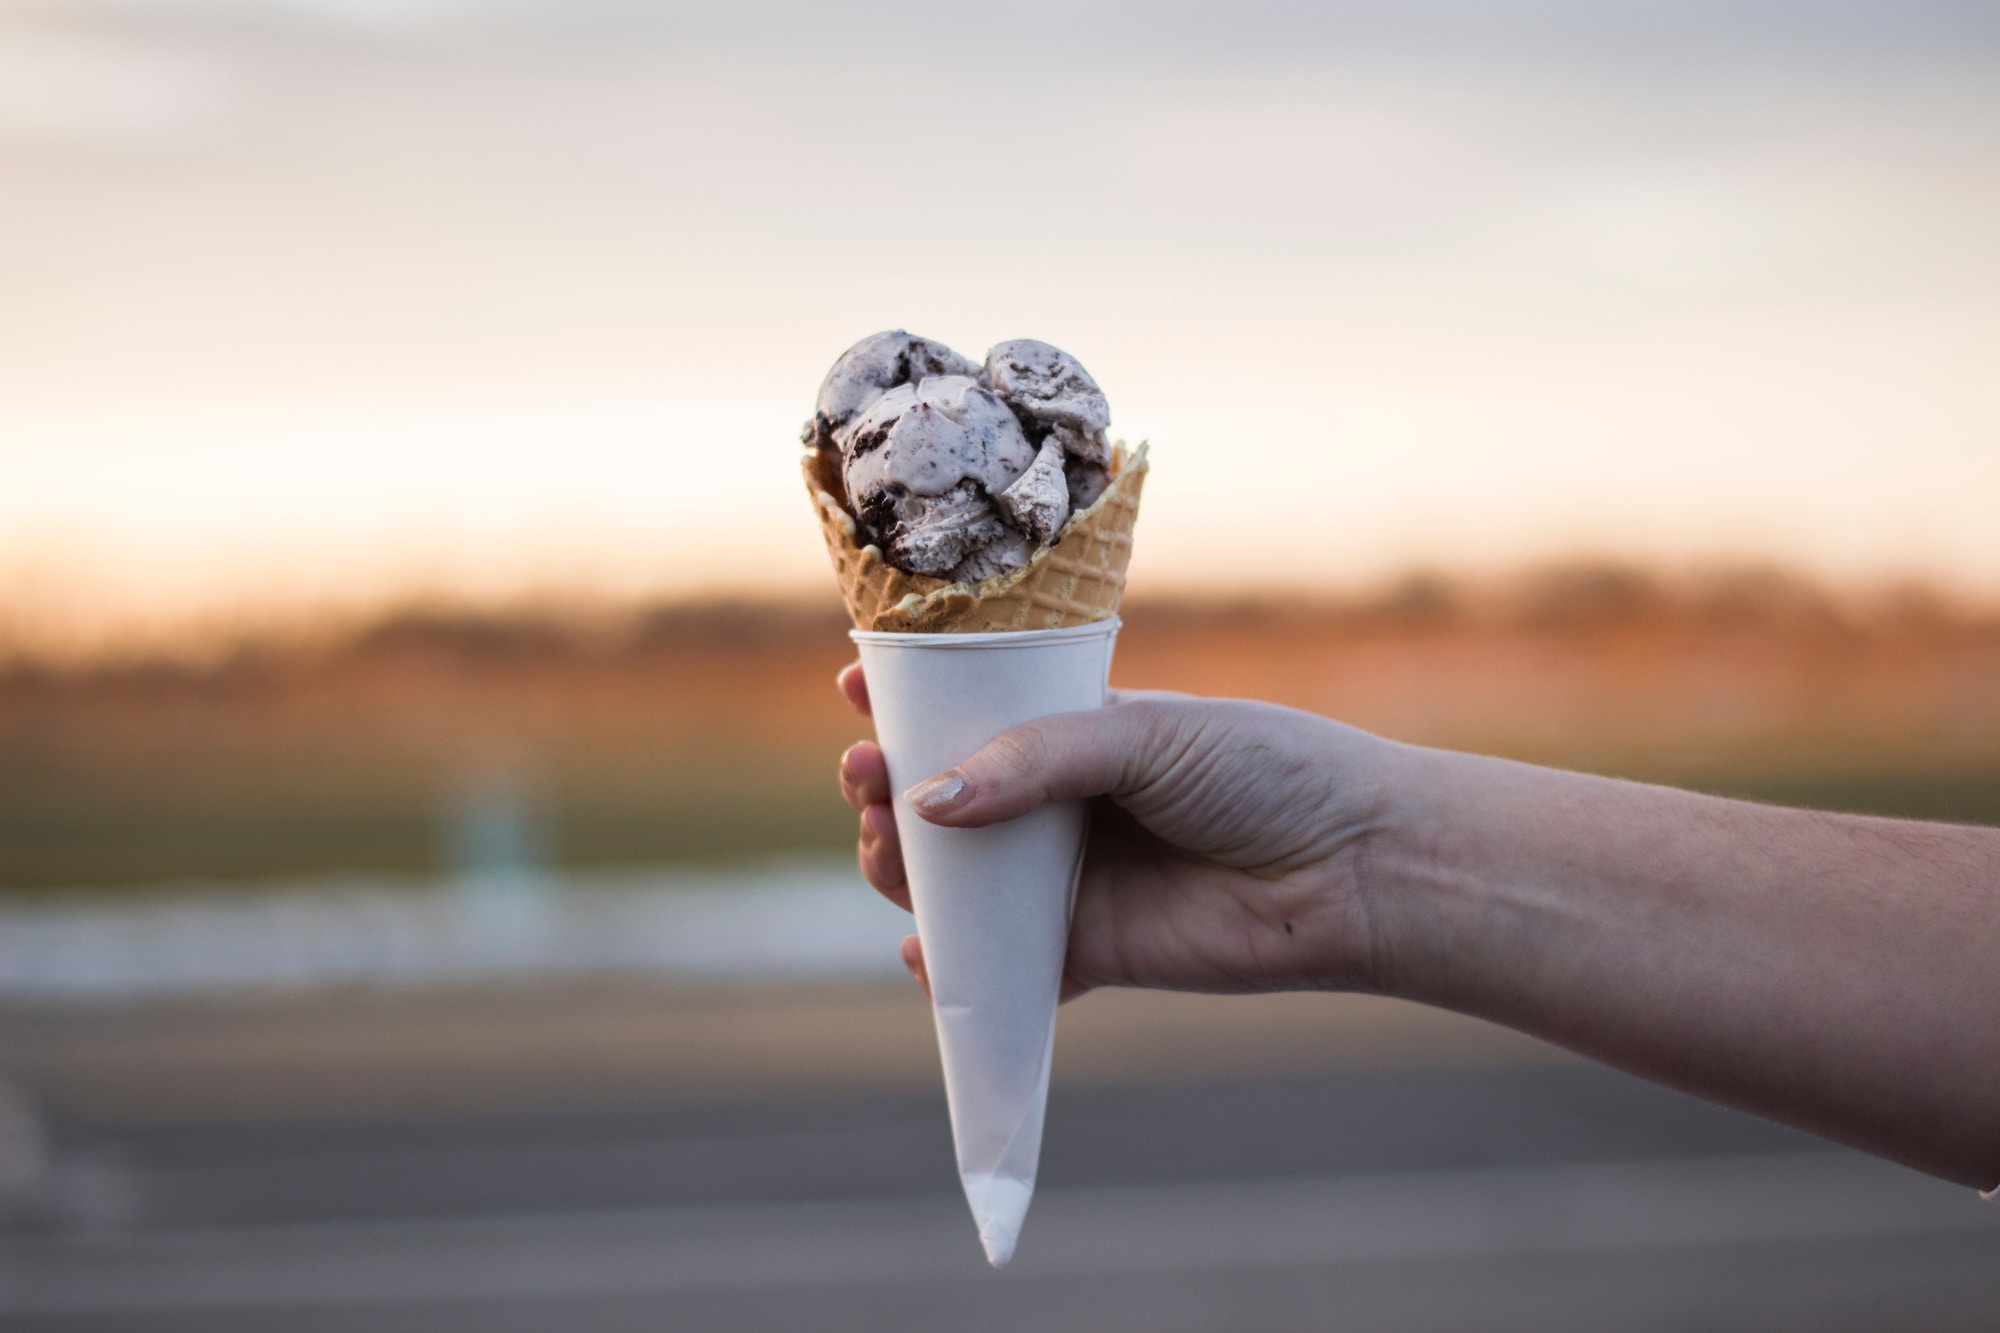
<box><xmin>6</xmin><ymin>1062</ymin><xmax>1998</xmax><ymax>1331</ymax></box>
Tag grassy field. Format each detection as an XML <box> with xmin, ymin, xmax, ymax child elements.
<box><xmin>4</xmin><ymin>569</ymin><xmax>1997</xmax><ymax>890</ymax></box>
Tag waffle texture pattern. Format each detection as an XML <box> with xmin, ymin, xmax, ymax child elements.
<box><xmin>806</xmin><ymin>443</ymin><xmax>1147</xmax><ymax>633</ymax></box>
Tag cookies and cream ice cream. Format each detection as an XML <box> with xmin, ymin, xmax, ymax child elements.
<box><xmin>804</xmin><ymin>331</ymin><xmax>1114</xmax><ymax>585</ymax></box>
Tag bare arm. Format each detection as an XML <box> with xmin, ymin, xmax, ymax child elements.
<box><xmin>835</xmin><ymin>667</ymin><xmax>2000</xmax><ymax>1189</ymax></box>
<box><xmin>1370</xmin><ymin>745</ymin><xmax>2000</xmax><ymax>1188</ymax></box>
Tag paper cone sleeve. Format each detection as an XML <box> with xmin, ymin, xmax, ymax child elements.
<box><xmin>804</xmin><ymin>442</ymin><xmax>1147</xmax><ymax>632</ymax></box>
<box><xmin>849</xmin><ymin>618</ymin><xmax>1119</xmax><ymax>1266</ymax></box>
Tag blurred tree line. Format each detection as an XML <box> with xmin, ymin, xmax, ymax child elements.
<box><xmin>4</xmin><ymin>565</ymin><xmax>1996</xmax><ymax>890</ymax></box>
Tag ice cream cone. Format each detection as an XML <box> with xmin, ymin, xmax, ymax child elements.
<box><xmin>806</xmin><ymin>442</ymin><xmax>1147</xmax><ymax>634</ymax></box>
<box><xmin>808</xmin><ymin>394</ymin><xmax>1144</xmax><ymax>1263</ymax></box>
<box><xmin>850</xmin><ymin>618</ymin><xmax>1120</xmax><ymax>1265</ymax></box>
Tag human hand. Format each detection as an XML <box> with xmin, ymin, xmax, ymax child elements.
<box><xmin>835</xmin><ymin>663</ymin><xmax>1398</xmax><ymax>1001</ymax></box>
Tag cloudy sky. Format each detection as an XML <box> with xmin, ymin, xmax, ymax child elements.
<box><xmin>3</xmin><ymin>0</ymin><xmax>1997</xmax><ymax>648</ymax></box>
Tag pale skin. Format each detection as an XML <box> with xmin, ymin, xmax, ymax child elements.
<box><xmin>835</xmin><ymin>664</ymin><xmax>2000</xmax><ymax>1191</ymax></box>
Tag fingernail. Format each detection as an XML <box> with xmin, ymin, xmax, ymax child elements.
<box><xmin>906</xmin><ymin>772</ymin><xmax>968</xmax><ymax>814</ymax></box>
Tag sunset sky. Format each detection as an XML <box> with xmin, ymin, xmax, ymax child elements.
<box><xmin>3</xmin><ymin>0</ymin><xmax>1997</xmax><ymax>651</ymax></box>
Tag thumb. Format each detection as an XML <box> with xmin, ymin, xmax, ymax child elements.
<box><xmin>903</xmin><ymin>698</ymin><xmax>1184</xmax><ymax>827</ymax></box>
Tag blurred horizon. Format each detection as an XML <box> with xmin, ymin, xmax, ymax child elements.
<box><xmin>5</xmin><ymin>0</ymin><xmax>2000</xmax><ymax>657</ymax></box>
<box><xmin>7</xmin><ymin>559</ymin><xmax>1997</xmax><ymax>893</ymax></box>
<box><xmin>4</xmin><ymin>551</ymin><xmax>1999</xmax><ymax>667</ymax></box>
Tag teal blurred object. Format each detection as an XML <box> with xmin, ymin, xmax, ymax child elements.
<box><xmin>447</xmin><ymin>768</ymin><xmax>559</xmax><ymax>960</ymax></box>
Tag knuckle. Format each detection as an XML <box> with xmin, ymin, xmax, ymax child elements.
<box><xmin>983</xmin><ymin>723</ymin><xmax>1055</xmax><ymax>783</ymax></box>
<box><xmin>1117</xmin><ymin>696</ymin><xmax>1177</xmax><ymax>753</ymax></box>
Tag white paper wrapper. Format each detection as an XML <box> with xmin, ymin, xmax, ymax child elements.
<box><xmin>850</xmin><ymin>618</ymin><xmax>1120</xmax><ymax>1267</ymax></box>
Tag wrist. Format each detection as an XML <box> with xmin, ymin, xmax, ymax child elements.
<box><xmin>1344</xmin><ymin>740</ymin><xmax>1492</xmax><ymax>1004</ymax></box>
<box><xmin>1275</xmin><ymin>729</ymin><xmax>1450</xmax><ymax>1000</ymax></box>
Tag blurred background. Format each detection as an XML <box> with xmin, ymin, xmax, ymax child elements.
<box><xmin>3</xmin><ymin>0</ymin><xmax>1998</xmax><ymax>1328</ymax></box>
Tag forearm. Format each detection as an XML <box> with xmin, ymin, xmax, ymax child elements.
<box><xmin>1362</xmin><ymin>744</ymin><xmax>2000</xmax><ymax>1187</ymax></box>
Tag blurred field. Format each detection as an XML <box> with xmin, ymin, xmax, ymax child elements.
<box><xmin>4</xmin><ymin>564</ymin><xmax>1998</xmax><ymax>889</ymax></box>
<box><xmin>8</xmin><ymin>981</ymin><xmax>1999</xmax><ymax>1332</ymax></box>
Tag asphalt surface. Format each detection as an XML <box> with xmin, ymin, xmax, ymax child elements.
<box><xmin>6</xmin><ymin>1060</ymin><xmax>1999</xmax><ymax>1332</ymax></box>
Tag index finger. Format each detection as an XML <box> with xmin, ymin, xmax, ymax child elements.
<box><xmin>836</xmin><ymin>661</ymin><xmax>871</xmax><ymax>716</ymax></box>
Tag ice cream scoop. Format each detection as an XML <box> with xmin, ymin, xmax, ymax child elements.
<box><xmin>843</xmin><ymin>376</ymin><xmax>1037</xmax><ymax>578</ymax></box>
<box><xmin>803</xmin><ymin>331</ymin><xmax>1114</xmax><ymax>585</ymax></box>
<box><xmin>983</xmin><ymin>339</ymin><xmax>1111</xmax><ymax>465</ymax></box>
<box><xmin>806</xmin><ymin>330</ymin><xmax>980</xmax><ymax>455</ymax></box>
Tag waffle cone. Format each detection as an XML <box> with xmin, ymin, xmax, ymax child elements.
<box><xmin>805</xmin><ymin>442</ymin><xmax>1147</xmax><ymax>633</ymax></box>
